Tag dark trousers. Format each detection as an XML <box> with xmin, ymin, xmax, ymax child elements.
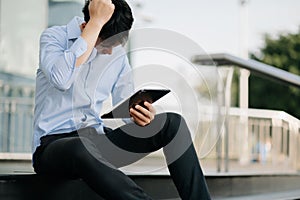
<box><xmin>33</xmin><ymin>112</ymin><xmax>211</xmax><ymax>200</ymax></box>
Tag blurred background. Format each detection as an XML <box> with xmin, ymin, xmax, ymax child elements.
<box><xmin>0</xmin><ymin>0</ymin><xmax>300</xmax><ymax>181</ymax></box>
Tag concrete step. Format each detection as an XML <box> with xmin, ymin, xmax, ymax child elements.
<box><xmin>1</xmin><ymin>173</ymin><xmax>300</xmax><ymax>199</ymax></box>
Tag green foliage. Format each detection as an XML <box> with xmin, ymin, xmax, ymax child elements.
<box><xmin>249</xmin><ymin>29</ymin><xmax>300</xmax><ymax>118</ymax></box>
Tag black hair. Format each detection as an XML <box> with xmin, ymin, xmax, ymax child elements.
<box><xmin>82</xmin><ymin>0</ymin><xmax>134</xmax><ymax>44</ymax></box>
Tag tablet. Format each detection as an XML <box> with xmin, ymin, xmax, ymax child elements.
<box><xmin>101</xmin><ymin>89</ymin><xmax>171</xmax><ymax>118</ymax></box>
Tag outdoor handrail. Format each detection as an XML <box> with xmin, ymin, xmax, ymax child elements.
<box><xmin>192</xmin><ymin>53</ymin><xmax>300</xmax><ymax>88</ymax></box>
<box><xmin>192</xmin><ymin>53</ymin><xmax>300</xmax><ymax>172</ymax></box>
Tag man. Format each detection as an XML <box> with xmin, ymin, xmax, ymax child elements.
<box><xmin>32</xmin><ymin>0</ymin><xmax>211</xmax><ymax>199</ymax></box>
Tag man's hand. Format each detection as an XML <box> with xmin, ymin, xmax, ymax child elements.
<box><xmin>130</xmin><ymin>102</ymin><xmax>156</xmax><ymax>127</ymax></box>
<box><xmin>89</xmin><ymin>0</ymin><xmax>115</xmax><ymax>26</ymax></box>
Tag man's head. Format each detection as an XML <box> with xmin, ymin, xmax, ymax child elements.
<box><xmin>82</xmin><ymin>0</ymin><xmax>134</xmax><ymax>45</ymax></box>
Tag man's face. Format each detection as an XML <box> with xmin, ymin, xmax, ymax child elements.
<box><xmin>95</xmin><ymin>38</ymin><xmax>120</xmax><ymax>55</ymax></box>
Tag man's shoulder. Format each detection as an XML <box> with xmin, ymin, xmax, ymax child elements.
<box><xmin>41</xmin><ymin>16</ymin><xmax>83</xmax><ymax>40</ymax></box>
<box><xmin>42</xmin><ymin>16</ymin><xmax>84</xmax><ymax>40</ymax></box>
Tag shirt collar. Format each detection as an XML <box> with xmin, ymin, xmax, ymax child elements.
<box><xmin>67</xmin><ymin>16</ymin><xmax>85</xmax><ymax>40</ymax></box>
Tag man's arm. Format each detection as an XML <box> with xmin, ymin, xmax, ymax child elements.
<box><xmin>76</xmin><ymin>0</ymin><xmax>115</xmax><ymax>67</ymax></box>
<box><xmin>39</xmin><ymin>0</ymin><xmax>114</xmax><ymax>90</ymax></box>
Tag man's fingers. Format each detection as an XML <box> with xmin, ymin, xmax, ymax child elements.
<box><xmin>144</xmin><ymin>102</ymin><xmax>156</xmax><ymax>117</ymax></box>
<box><xmin>130</xmin><ymin>108</ymin><xmax>151</xmax><ymax>126</ymax></box>
<box><xmin>135</xmin><ymin>105</ymin><xmax>153</xmax><ymax>120</ymax></box>
<box><xmin>130</xmin><ymin>107</ymin><xmax>150</xmax><ymax>122</ymax></box>
<box><xmin>129</xmin><ymin>102</ymin><xmax>156</xmax><ymax>126</ymax></box>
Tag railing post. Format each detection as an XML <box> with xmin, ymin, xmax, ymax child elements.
<box><xmin>223</xmin><ymin>67</ymin><xmax>234</xmax><ymax>172</ymax></box>
<box><xmin>216</xmin><ymin>67</ymin><xmax>233</xmax><ymax>172</ymax></box>
<box><xmin>238</xmin><ymin>68</ymin><xmax>251</xmax><ymax>166</ymax></box>
<box><xmin>288</xmin><ymin>121</ymin><xmax>299</xmax><ymax>170</ymax></box>
<box><xmin>216</xmin><ymin>69</ymin><xmax>224</xmax><ymax>172</ymax></box>
<box><xmin>271</xmin><ymin>118</ymin><xmax>283</xmax><ymax>166</ymax></box>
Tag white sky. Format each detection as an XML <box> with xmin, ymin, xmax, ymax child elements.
<box><xmin>128</xmin><ymin>0</ymin><xmax>300</xmax><ymax>57</ymax></box>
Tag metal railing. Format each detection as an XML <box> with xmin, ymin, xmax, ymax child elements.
<box><xmin>192</xmin><ymin>53</ymin><xmax>300</xmax><ymax>88</ymax></box>
<box><xmin>0</xmin><ymin>97</ymin><xmax>34</xmax><ymax>153</ymax></box>
<box><xmin>192</xmin><ymin>53</ymin><xmax>300</xmax><ymax>173</ymax></box>
<box><xmin>207</xmin><ymin>107</ymin><xmax>300</xmax><ymax>173</ymax></box>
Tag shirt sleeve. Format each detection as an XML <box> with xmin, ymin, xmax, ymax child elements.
<box><xmin>39</xmin><ymin>29</ymin><xmax>87</xmax><ymax>91</ymax></box>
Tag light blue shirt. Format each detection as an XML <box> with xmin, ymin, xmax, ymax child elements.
<box><xmin>33</xmin><ymin>16</ymin><xmax>134</xmax><ymax>153</ymax></box>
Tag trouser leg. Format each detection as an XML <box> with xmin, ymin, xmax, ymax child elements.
<box><xmin>33</xmin><ymin>135</ymin><xmax>153</xmax><ymax>200</ymax></box>
<box><xmin>167</xmin><ymin>144</ymin><xmax>211</xmax><ymax>200</ymax></box>
<box><xmin>162</xmin><ymin>113</ymin><xmax>211</xmax><ymax>200</ymax></box>
<box><xmin>33</xmin><ymin>112</ymin><xmax>211</xmax><ymax>200</ymax></box>
<box><xmin>89</xmin><ymin>112</ymin><xmax>211</xmax><ymax>200</ymax></box>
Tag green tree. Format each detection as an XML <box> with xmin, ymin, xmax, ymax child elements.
<box><xmin>250</xmin><ymin>29</ymin><xmax>300</xmax><ymax>118</ymax></box>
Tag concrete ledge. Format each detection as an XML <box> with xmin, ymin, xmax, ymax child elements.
<box><xmin>208</xmin><ymin>174</ymin><xmax>300</xmax><ymax>199</ymax></box>
<box><xmin>0</xmin><ymin>174</ymin><xmax>179</xmax><ymax>200</ymax></box>
<box><xmin>0</xmin><ymin>153</ymin><xmax>31</xmax><ymax>160</ymax></box>
<box><xmin>0</xmin><ymin>174</ymin><xmax>103</xmax><ymax>200</ymax></box>
<box><xmin>1</xmin><ymin>173</ymin><xmax>300</xmax><ymax>199</ymax></box>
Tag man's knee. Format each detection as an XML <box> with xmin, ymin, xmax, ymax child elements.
<box><xmin>166</xmin><ymin>112</ymin><xmax>184</xmax><ymax>124</ymax></box>
<box><xmin>158</xmin><ymin>112</ymin><xmax>187</xmax><ymax>145</ymax></box>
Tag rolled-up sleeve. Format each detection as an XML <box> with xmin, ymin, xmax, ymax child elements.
<box><xmin>69</xmin><ymin>36</ymin><xmax>87</xmax><ymax>57</ymax></box>
<box><xmin>39</xmin><ymin>30</ymin><xmax>87</xmax><ymax>91</ymax></box>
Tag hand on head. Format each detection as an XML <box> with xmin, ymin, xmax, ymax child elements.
<box><xmin>89</xmin><ymin>0</ymin><xmax>115</xmax><ymax>26</ymax></box>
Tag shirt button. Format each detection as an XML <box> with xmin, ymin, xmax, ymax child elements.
<box><xmin>81</xmin><ymin>114</ymin><xmax>87</xmax><ymax>122</ymax></box>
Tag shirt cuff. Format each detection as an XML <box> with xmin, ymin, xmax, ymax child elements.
<box><xmin>69</xmin><ymin>36</ymin><xmax>87</xmax><ymax>58</ymax></box>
